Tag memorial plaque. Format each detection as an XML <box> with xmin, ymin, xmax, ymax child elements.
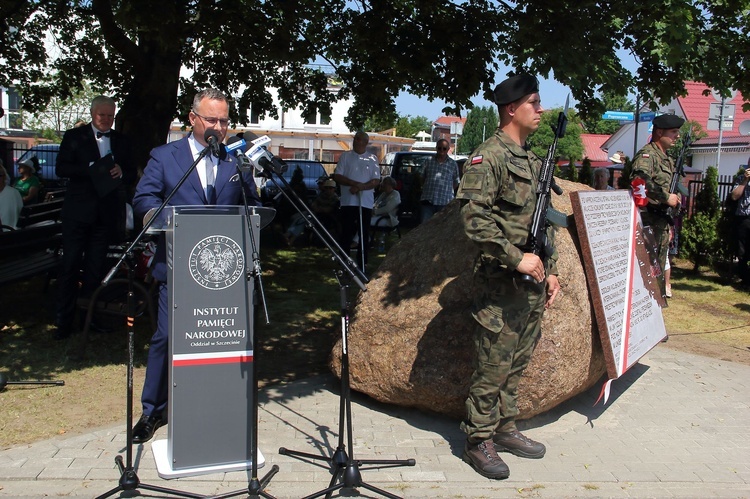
<box><xmin>570</xmin><ymin>190</ymin><xmax>667</xmax><ymax>380</ymax></box>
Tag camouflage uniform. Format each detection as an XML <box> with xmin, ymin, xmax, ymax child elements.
<box><xmin>631</xmin><ymin>141</ymin><xmax>674</xmax><ymax>282</ymax></box>
<box><xmin>456</xmin><ymin>129</ymin><xmax>558</xmax><ymax>444</ymax></box>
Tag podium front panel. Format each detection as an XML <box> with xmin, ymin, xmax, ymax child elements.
<box><xmin>166</xmin><ymin>206</ymin><xmax>258</xmax><ymax>471</ymax></box>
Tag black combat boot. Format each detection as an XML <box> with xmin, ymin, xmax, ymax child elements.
<box><xmin>462</xmin><ymin>439</ymin><xmax>510</xmax><ymax>479</ymax></box>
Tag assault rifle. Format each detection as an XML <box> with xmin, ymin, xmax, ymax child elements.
<box><xmin>519</xmin><ymin>96</ymin><xmax>570</xmax><ymax>286</ymax></box>
<box><xmin>665</xmin><ymin>128</ymin><xmax>692</xmax><ymax>219</ymax></box>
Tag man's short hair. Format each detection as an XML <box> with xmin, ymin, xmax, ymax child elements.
<box><xmin>90</xmin><ymin>95</ymin><xmax>115</xmax><ymax>110</ymax></box>
<box><xmin>353</xmin><ymin>131</ymin><xmax>369</xmax><ymax>143</ymax></box>
<box><xmin>192</xmin><ymin>88</ymin><xmax>229</xmax><ymax>112</ymax></box>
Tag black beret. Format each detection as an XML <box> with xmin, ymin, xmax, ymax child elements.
<box><xmin>493</xmin><ymin>75</ymin><xmax>540</xmax><ymax>105</ymax></box>
<box><xmin>652</xmin><ymin>114</ymin><xmax>685</xmax><ymax>129</ymax></box>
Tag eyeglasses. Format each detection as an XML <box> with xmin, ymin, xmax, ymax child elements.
<box><xmin>194</xmin><ymin>112</ymin><xmax>230</xmax><ymax>127</ymax></box>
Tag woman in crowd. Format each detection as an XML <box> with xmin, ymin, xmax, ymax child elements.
<box><xmin>13</xmin><ymin>158</ymin><xmax>41</xmax><ymax>204</ymax></box>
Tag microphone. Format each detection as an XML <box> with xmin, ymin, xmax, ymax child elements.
<box><xmin>204</xmin><ymin>129</ymin><xmax>222</xmax><ymax>158</ymax></box>
<box><xmin>226</xmin><ymin>135</ymin><xmax>253</xmax><ymax>172</ymax></box>
<box><xmin>243</xmin><ymin>131</ymin><xmax>287</xmax><ymax>175</ymax></box>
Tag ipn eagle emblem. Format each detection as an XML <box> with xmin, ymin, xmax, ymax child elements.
<box><xmin>188</xmin><ymin>236</ymin><xmax>245</xmax><ymax>290</ymax></box>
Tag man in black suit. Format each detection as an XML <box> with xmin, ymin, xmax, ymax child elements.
<box><xmin>53</xmin><ymin>95</ymin><xmax>135</xmax><ymax>340</ymax></box>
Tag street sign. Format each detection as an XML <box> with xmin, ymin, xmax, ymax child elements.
<box><xmin>639</xmin><ymin>112</ymin><xmax>656</xmax><ymax>122</ymax></box>
<box><xmin>709</xmin><ymin>102</ymin><xmax>735</xmax><ymax>120</ymax></box>
<box><xmin>603</xmin><ymin>111</ymin><xmax>634</xmax><ymax>121</ymax></box>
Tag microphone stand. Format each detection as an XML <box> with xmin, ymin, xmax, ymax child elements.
<box><xmin>95</xmin><ymin>141</ymin><xmax>214</xmax><ymax>499</ymax></box>
<box><xmin>263</xmin><ymin>165</ymin><xmax>415</xmax><ymax>498</ymax></box>
<box><xmin>213</xmin><ymin>166</ymin><xmax>280</xmax><ymax>498</ymax></box>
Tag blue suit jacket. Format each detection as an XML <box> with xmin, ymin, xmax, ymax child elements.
<box><xmin>133</xmin><ymin>136</ymin><xmax>261</xmax><ymax>281</ymax></box>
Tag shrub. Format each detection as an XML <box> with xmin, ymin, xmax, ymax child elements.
<box><xmin>680</xmin><ymin>166</ymin><xmax>722</xmax><ymax>271</ymax></box>
<box><xmin>578</xmin><ymin>158</ymin><xmax>593</xmax><ymax>186</ymax></box>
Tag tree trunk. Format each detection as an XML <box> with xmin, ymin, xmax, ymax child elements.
<box><xmin>116</xmin><ymin>48</ymin><xmax>183</xmax><ymax>177</ymax></box>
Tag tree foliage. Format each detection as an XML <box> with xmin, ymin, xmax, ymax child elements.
<box><xmin>457</xmin><ymin>106</ymin><xmax>498</xmax><ymax>155</ymax></box>
<box><xmin>583</xmin><ymin>91</ymin><xmax>636</xmax><ymax>134</ymax></box>
<box><xmin>681</xmin><ymin>166</ymin><xmax>722</xmax><ymax>270</ymax></box>
<box><xmin>527</xmin><ymin>108</ymin><xmax>584</xmax><ymax>162</ymax></box>
<box><xmin>578</xmin><ymin>157</ymin><xmax>593</xmax><ymax>186</ymax></box>
<box><xmin>2</xmin><ymin>0</ymin><xmax>748</xmax><ymax>170</ymax></box>
<box><xmin>23</xmin><ymin>83</ymin><xmax>97</xmax><ymax>140</ymax></box>
<box><xmin>395</xmin><ymin>115</ymin><xmax>432</xmax><ymax>140</ymax></box>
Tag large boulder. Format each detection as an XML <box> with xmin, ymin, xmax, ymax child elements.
<box><xmin>330</xmin><ymin>179</ymin><xmax>607</xmax><ymax>420</ymax></box>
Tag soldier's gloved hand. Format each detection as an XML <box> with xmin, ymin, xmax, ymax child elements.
<box><xmin>516</xmin><ymin>253</ymin><xmax>545</xmax><ymax>283</ymax></box>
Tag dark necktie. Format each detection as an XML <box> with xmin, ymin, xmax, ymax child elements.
<box><xmin>96</xmin><ymin>131</ymin><xmax>111</xmax><ymax>138</ymax></box>
<box><xmin>205</xmin><ymin>159</ymin><xmax>216</xmax><ymax>204</ymax></box>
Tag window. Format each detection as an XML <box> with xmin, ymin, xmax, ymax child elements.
<box><xmin>249</xmin><ymin>105</ymin><xmax>259</xmax><ymax>125</ymax></box>
<box><xmin>303</xmin><ymin>105</ymin><xmax>331</xmax><ymax>126</ymax></box>
<box><xmin>7</xmin><ymin>87</ymin><xmax>22</xmax><ymax>129</ymax></box>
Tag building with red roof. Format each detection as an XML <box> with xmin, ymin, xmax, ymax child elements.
<box><xmin>602</xmin><ymin>81</ymin><xmax>750</xmax><ymax>178</ymax></box>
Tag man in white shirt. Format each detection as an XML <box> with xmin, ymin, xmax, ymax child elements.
<box><xmin>333</xmin><ymin>131</ymin><xmax>381</xmax><ymax>270</ymax></box>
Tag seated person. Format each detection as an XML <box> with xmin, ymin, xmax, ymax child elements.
<box><xmin>310</xmin><ymin>178</ymin><xmax>341</xmax><ymax>241</ymax></box>
<box><xmin>370</xmin><ymin>176</ymin><xmax>401</xmax><ymax>250</ymax></box>
<box><xmin>0</xmin><ymin>164</ymin><xmax>23</xmax><ymax>229</ymax></box>
<box><xmin>371</xmin><ymin>177</ymin><xmax>401</xmax><ymax>228</ymax></box>
<box><xmin>13</xmin><ymin>158</ymin><xmax>41</xmax><ymax>205</ymax></box>
<box><xmin>284</xmin><ymin>178</ymin><xmax>340</xmax><ymax>246</ymax></box>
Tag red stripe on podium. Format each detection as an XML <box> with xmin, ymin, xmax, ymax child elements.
<box><xmin>173</xmin><ymin>355</ymin><xmax>254</xmax><ymax>367</ymax></box>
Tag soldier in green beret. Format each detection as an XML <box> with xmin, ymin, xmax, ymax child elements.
<box><xmin>630</xmin><ymin>113</ymin><xmax>685</xmax><ymax>298</ymax></box>
<box><xmin>455</xmin><ymin>74</ymin><xmax>560</xmax><ymax>480</ymax></box>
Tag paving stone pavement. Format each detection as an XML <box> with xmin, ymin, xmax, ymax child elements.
<box><xmin>0</xmin><ymin>346</ymin><xmax>748</xmax><ymax>498</ymax></box>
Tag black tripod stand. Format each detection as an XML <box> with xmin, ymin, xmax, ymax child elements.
<box><xmin>279</xmin><ymin>275</ymin><xmax>415</xmax><ymax>499</ymax></box>
<box><xmin>258</xmin><ymin>164</ymin><xmax>415</xmax><ymax>498</ymax></box>
<box><xmin>0</xmin><ymin>373</ymin><xmax>64</xmax><ymax>391</ymax></box>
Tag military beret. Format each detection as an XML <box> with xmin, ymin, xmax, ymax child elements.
<box><xmin>652</xmin><ymin>114</ymin><xmax>685</xmax><ymax>129</ymax></box>
<box><xmin>493</xmin><ymin>75</ymin><xmax>540</xmax><ymax>105</ymax></box>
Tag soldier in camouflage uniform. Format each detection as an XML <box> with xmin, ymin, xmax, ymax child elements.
<box><xmin>455</xmin><ymin>74</ymin><xmax>561</xmax><ymax>480</ymax></box>
<box><xmin>630</xmin><ymin>114</ymin><xmax>684</xmax><ymax>295</ymax></box>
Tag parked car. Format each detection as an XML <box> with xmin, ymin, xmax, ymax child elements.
<box><xmin>15</xmin><ymin>144</ymin><xmax>65</xmax><ymax>188</ymax></box>
<box><xmin>381</xmin><ymin>151</ymin><xmax>466</xmax><ymax>224</ymax></box>
<box><xmin>260</xmin><ymin>160</ymin><xmax>328</xmax><ymax>205</ymax></box>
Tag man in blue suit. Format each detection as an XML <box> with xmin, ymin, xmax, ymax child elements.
<box><xmin>132</xmin><ymin>88</ymin><xmax>261</xmax><ymax>443</ymax></box>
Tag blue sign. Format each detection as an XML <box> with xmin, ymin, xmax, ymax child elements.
<box><xmin>639</xmin><ymin>112</ymin><xmax>656</xmax><ymax>122</ymax></box>
<box><xmin>603</xmin><ymin>111</ymin><xmax>634</xmax><ymax>121</ymax></box>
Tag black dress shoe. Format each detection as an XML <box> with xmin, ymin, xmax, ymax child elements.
<box><xmin>132</xmin><ymin>413</ymin><xmax>165</xmax><ymax>444</ymax></box>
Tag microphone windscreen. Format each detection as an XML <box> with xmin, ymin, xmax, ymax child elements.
<box><xmin>204</xmin><ymin>128</ymin><xmax>221</xmax><ymax>144</ymax></box>
<box><xmin>226</xmin><ymin>135</ymin><xmax>247</xmax><ymax>153</ymax></box>
<box><xmin>243</xmin><ymin>130</ymin><xmax>260</xmax><ymax>142</ymax></box>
